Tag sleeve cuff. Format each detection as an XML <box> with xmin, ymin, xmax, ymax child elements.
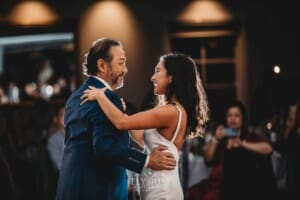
<box><xmin>143</xmin><ymin>155</ymin><xmax>150</xmax><ymax>169</ymax></box>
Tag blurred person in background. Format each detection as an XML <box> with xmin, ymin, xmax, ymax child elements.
<box><xmin>47</xmin><ymin>105</ymin><xmax>65</xmax><ymax>171</ymax></box>
<box><xmin>276</xmin><ymin>100</ymin><xmax>300</xmax><ymax>200</ymax></box>
<box><xmin>190</xmin><ymin>100</ymin><xmax>276</xmax><ymax>200</ymax></box>
<box><xmin>0</xmin><ymin>86</ymin><xmax>9</xmax><ymax>104</ymax></box>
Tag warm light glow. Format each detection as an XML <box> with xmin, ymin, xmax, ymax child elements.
<box><xmin>79</xmin><ymin>1</ymin><xmax>145</xmax><ymax>74</ymax></box>
<box><xmin>79</xmin><ymin>1</ymin><xmax>142</xmax><ymax>47</ymax></box>
<box><xmin>273</xmin><ymin>65</ymin><xmax>281</xmax><ymax>74</ymax></box>
<box><xmin>6</xmin><ymin>1</ymin><xmax>58</xmax><ymax>26</ymax></box>
<box><xmin>178</xmin><ymin>0</ymin><xmax>233</xmax><ymax>24</ymax></box>
<box><xmin>78</xmin><ymin>1</ymin><xmax>150</xmax><ymax>104</ymax></box>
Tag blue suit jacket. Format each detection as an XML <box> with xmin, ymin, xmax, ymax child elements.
<box><xmin>56</xmin><ymin>77</ymin><xmax>147</xmax><ymax>200</ymax></box>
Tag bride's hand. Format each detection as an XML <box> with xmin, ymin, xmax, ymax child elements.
<box><xmin>80</xmin><ymin>86</ymin><xmax>107</xmax><ymax>105</ymax></box>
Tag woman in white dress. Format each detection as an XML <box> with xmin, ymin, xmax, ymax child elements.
<box><xmin>80</xmin><ymin>53</ymin><xmax>209</xmax><ymax>200</ymax></box>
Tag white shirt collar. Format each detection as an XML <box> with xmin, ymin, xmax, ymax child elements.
<box><xmin>90</xmin><ymin>75</ymin><xmax>112</xmax><ymax>90</ymax></box>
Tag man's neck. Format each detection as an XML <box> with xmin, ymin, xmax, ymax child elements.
<box><xmin>90</xmin><ymin>75</ymin><xmax>113</xmax><ymax>90</ymax></box>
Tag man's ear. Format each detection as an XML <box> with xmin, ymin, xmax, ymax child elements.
<box><xmin>97</xmin><ymin>58</ymin><xmax>106</xmax><ymax>73</ymax></box>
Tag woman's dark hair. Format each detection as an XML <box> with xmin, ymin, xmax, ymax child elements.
<box><xmin>226</xmin><ymin>100</ymin><xmax>248</xmax><ymax>139</ymax></box>
<box><xmin>159</xmin><ymin>53</ymin><xmax>201</xmax><ymax>136</ymax></box>
<box><xmin>82</xmin><ymin>38</ymin><xmax>121</xmax><ymax>76</ymax></box>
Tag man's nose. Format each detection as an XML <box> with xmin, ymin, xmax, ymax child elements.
<box><xmin>123</xmin><ymin>65</ymin><xmax>128</xmax><ymax>74</ymax></box>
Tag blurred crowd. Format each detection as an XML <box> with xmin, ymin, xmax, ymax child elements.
<box><xmin>185</xmin><ymin>99</ymin><xmax>300</xmax><ymax>200</ymax></box>
<box><xmin>0</xmin><ymin>97</ymin><xmax>300</xmax><ymax>200</ymax></box>
<box><xmin>0</xmin><ymin>100</ymin><xmax>65</xmax><ymax>200</ymax></box>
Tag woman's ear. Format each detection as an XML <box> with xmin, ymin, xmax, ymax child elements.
<box><xmin>168</xmin><ymin>76</ymin><xmax>173</xmax><ymax>84</ymax></box>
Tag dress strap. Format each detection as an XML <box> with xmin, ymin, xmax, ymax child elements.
<box><xmin>171</xmin><ymin>105</ymin><xmax>183</xmax><ymax>143</ymax></box>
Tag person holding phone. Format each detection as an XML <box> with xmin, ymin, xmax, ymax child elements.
<box><xmin>189</xmin><ymin>100</ymin><xmax>276</xmax><ymax>200</ymax></box>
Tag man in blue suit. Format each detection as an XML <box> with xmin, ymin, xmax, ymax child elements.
<box><xmin>56</xmin><ymin>37</ymin><xmax>176</xmax><ymax>200</ymax></box>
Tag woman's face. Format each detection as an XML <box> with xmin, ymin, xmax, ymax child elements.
<box><xmin>226</xmin><ymin>107</ymin><xmax>242</xmax><ymax>130</ymax></box>
<box><xmin>151</xmin><ymin>59</ymin><xmax>172</xmax><ymax>95</ymax></box>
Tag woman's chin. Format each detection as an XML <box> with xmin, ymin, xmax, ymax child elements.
<box><xmin>153</xmin><ymin>89</ymin><xmax>163</xmax><ymax>95</ymax></box>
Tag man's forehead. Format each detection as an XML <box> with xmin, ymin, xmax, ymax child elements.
<box><xmin>115</xmin><ymin>53</ymin><xmax>126</xmax><ymax>61</ymax></box>
<box><xmin>109</xmin><ymin>46</ymin><xmax>126</xmax><ymax>58</ymax></box>
<box><xmin>113</xmin><ymin>55</ymin><xmax>127</xmax><ymax>63</ymax></box>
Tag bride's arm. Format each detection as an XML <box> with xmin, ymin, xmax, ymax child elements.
<box><xmin>80</xmin><ymin>86</ymin><xmax>176</xmax><ymax>131</ymax></box>
<box><xmin>121</xmin><ymin>98</ymin><xmax>145</xmax><ymax>147</ymax></box>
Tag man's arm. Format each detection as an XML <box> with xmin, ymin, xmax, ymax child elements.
<box><xmin>129</xmin><ymin>130</ymin><xmax>145</xmax><ymax>152</ymax></box>
<box><xmin>89</xmin><ymin>92</ymin><xmax>147</xmax><ymax>173</ymax></box>
<box><xmin>89</xmin><ymin>92</ymin><xmax>176</xmax><ymax>172</ymax></box>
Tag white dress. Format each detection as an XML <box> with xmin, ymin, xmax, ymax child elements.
<box><xmin>139</xmin><ymin>105</ymin><xmax>184</xmax><ymax>200</ymax></box>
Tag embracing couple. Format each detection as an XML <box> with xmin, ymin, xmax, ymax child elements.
<box><xmin>56</xmin><ymin>37</ymin><xmax>209</xmax><ymax>200</ymax></box>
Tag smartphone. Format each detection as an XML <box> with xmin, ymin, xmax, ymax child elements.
<box><xmin>225</xmin><ymin>128</ymin><xmax>238</xmax><ymax>137</ymax></box>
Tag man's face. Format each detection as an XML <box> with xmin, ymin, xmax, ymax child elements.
<box><xmin>104</xmin><ymin>45</ymin><xmax>128</xmax><ymax>90</ymax></box>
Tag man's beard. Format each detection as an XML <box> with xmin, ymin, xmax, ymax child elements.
<box><xmin>106</xmin><ymin>64</ymin><xmax>125</xmax><ymax>90</ymax></box>
<box><xmin>115</xmin><ymin>80</ymin><xmax>124</xmax><ymax>90</ymax></box>
<box><xmin>110</xmin><ymin>72</ymin><xmax>125</xmax><ymax>90</ymax></box>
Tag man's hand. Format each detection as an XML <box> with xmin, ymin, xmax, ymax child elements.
<box><xmin>147</xmin><ymin>146</ymin><xmax>176</xmax><ymax>170</ymax></box>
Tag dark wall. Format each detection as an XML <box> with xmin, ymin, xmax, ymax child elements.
<box><xmin>223</xmin><ymin>0</ymin><xmax>300</xmax><ymax>123</ymax></box>
<box><xmin>1</xmin><ymin>0</ymin><xmax>299</xmax><ymax>121</ymax></box>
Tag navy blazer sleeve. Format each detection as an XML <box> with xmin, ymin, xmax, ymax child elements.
<box><xmin>88</xmin><ymin>90</ymin><xmax>147</xmax><ymax>173</ymax></box>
